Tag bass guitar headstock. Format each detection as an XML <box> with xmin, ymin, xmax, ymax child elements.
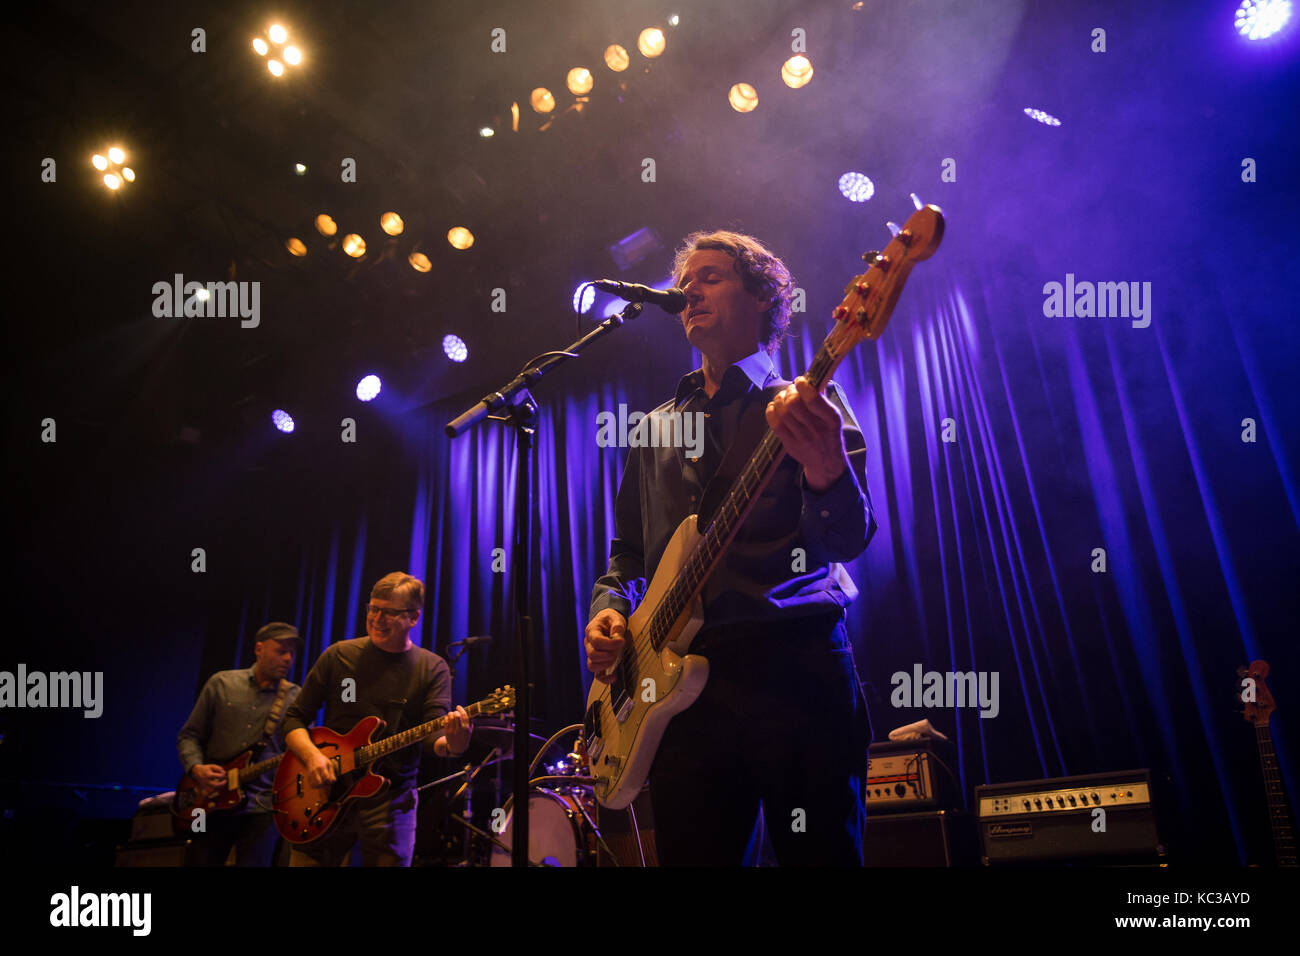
<box><xmin>826</xmin><ymin>195</ymin><xmax>945</xmax><ymax>356</ymax></box>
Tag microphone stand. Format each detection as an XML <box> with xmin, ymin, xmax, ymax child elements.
<box><xmin>445</xmin><ymin>301</ymin><xmax>645</xmax><ymax>867</ymax></box>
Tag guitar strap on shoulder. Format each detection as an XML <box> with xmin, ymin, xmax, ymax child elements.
<box><xmin>696</xmin><ymin>381</ymin><xmax>786</xmax><ymax>530</ymax></box>
<box><xmin>253</xmin><ymin>678</ymin><xmax>292</xmax><ymax>751</ymax></box>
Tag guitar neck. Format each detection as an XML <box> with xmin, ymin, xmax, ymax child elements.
<box><xmin>355</xmin><ymin>699</ymin><xmax>493</xmax><ymax>765</ymax></box>
<box><xmin>239</xmin><ymin>753</ymin><xmax>284</xmax><ymax>780</ymax></box>
<box><xmin>646</xmin><ymin>342</ymin><xmax>846</xmax><ymax>653</ymax></box>
<box><xmin>1256</xmin><ymin>725</ymin><xmax>1298</xmax><ymax>866</ymax></box>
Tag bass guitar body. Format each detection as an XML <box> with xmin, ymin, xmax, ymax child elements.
<box><xmin>274</xmin><ymin>716</ymin><xmax>388</xmax><ymax>844</ymax></box>
<box><xmin>584</xmin><ymin>515</ymin><xmax>711</xmax><ymax>810</ymax></box>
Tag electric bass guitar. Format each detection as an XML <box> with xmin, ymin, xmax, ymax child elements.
<box><xmin>273</xmin><ymin>686</ymin><xmax>515</xmax><ymax>844</ymax></box>
<box><xmin>172</xmin><ymin>750</ymin><xmax>284</xmax><ymax>830</ymax></box>
<box><xmin>583</xmin><ymin>198</ymin><xmax>945</xmax><ymax>809</ymax></box>
<box><xmin>1239</xmin><ymin>660</ymin><xmax>1297</xmax><ymax>866</ymax></box>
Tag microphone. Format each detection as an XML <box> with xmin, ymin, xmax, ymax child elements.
<box><xmin>591</xmin><ymin>280</ymin><xmax>686</xmax><ymax>314</ymax></box>
<box><xmin>450</xmin><ymin>636</ymin><xmax>494</xmax><ymax>647</ymax></box>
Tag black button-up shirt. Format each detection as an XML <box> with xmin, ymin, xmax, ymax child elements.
<box><xmin>590</xmin><ymin>349</ymin><xmax>876</xmax><ymax>630</ymax></box>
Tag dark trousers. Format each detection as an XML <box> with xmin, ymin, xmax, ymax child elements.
<box><xmin>288</xmin><ymin>788</ymin><xmax>419</xmax><ymax>867</ymax></box>
<box><xmin>186</xmin><ymin>809</ymin><xmax>281</xmax><ymax>866</ymax></box>
<box><xmin>648</xmin><ymin>614</ymin><xmax>871</xmax><ymax>866</ymax></box>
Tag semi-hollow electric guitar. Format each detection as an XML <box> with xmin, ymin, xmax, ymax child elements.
<box><xmin>173</xmin><ymin>750</ymin><xmax>284</xmax><ymax>829</ymax></box>
<box><xmin>1240</xmin><ymin>660</ymin><xmax>1297</xmax><ymax>866</ymax></box>
<box><xmin>273</xmin><ymin>686</ymin><xmax>514</xmax><ymax>844</ymax></box>
<box><xmin>583</xmin><ymin>198</ymin><xmax>945</xmax><ymax>810</ymax></box>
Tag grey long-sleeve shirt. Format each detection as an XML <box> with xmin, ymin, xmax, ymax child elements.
<box><xmin>590</xmin><ymin>349</ymin><xmax>876</xmax><ymax>629</ymax></box>
<box><xmin>176</xmin><ymin>667</ymin><xmax>301</xmax><ymax>811</ymax></box>
<box><xmin>281</xmin><ymin>637</ymin><xmax>451</xmax><ymax>795</ymax></box>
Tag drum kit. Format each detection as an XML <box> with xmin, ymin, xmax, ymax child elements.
<box><xmin>419</xmin><ymin>718</ymin><xmax>629</xmax><ymax>867</ymax></box>
<box><xmin>418</xmin><ymin>637</ymin><xmax>645</xmax><ymax>867</ymax></box>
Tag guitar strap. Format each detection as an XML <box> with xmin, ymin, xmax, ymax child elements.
<box><xmin>253</xmin><ymin>678</ymin><xmax>292</xmax><ymax>752</ymax></box>
<box><xmin>695</xmin><ymin>381</ymin><xmax>786</xmax><ymax>530</ymax></box>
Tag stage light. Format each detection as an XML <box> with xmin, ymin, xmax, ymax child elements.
<box><xmin>342</xmin><ymin>234</ymin><xmax>366</xmax><ymax>257</ymax></box>
<box><xmin>253</xmin><ymin>23</ymin><xmax>303</xmax><ymax>77</ymax></box>
<box><xmin>638</xmin><ymin>28</ymin><xmax>666</xmax><ymax>57</ymax></box>
<box><xmin>380</xmin><ymin>212</ymin><xmax>404</xmax><ymax>236</ymax></box>
<box><xmin>1023</xmin><ymin>107</ymin><xmax>1061</xmax><ymax>126</ymax></box>
<box><xmin>669</xmin><ymin>14</ymin><xmax>680</xmax><ymax>26</ymax></box>
<box><xmin>781</xmin><ymin>55</ymin><xmax>813</xmax><ymax>88</ymax></box>
<box><xmin>567</xmin><ymin>67</ymin><xmax>594</xmax><ymax>95</ymax></box>
<box><xmin>442</xmin><ymin>334</ymin><xmax>468</xmax><ymax>362</ymax></box>
<box><xmin>511</xmin><ymin>102</ymin><xmax>520</xmax><ymax>131</ymax></box>
<box><xmin>479</xmin><ymin>126</ymin><xmax>494</xmax><ymax>137</ymax></box>
<box><xmin>530</xmin><ymin>87</ymin><xmax>556</xmax><ymax>113</ymax></box>
<box><xmin>294</xmin><ymin>163</ymin><xmax>306</xmax><ymax>174</ymax></box>
<box><xmin>286</xmin><ymin>238</ymin><xmax>306</xmax><ymax>256</ymax></box>
<box><xmin>315</xmin><ymin>214</ymin><xmax>337</xmax><ymax>236</ymax></box>
<box><xmin>356</xmin><ymin>375</ymin><xmax>382</xmax><ymax>402</ymax></box>
<box><xmin>409</xmin><ymin>252</ymin><xmax>432</xmax><ymax>272</ymax></box>
<box><xmin>92</xmin><ymin>147</ymin><xmax>134</xmax><ymax>189</ymax></box>
<box><xmin>447</xmin><ymin>227</ymin><xmax>474</xmax><ymax>250</ymax></box>
<box><xmin>605</xmin><ymin>44</ymin><xmax>630</xmax><ymax>71</ymax></box>
<box><xmin>729</xmin><ymin>83</ymin><xmax>758</xmax><ymax>112</ymax></box>
<box><xmin>271</xmin><ymin>409</ymin><xmax>295</xmax><ymax>433</ymax></box>
<box><xmin>1236</xmin><ymin>0</ymin><xmax>1291</xmax><ymax>38</ymax></box>
<box><xmin>573</xmin><ymin>283</ymin><xmax>595</xmax><ymax>314</ymax></box>
<box><xmin>838</xmin><ymin>172</ymin><xmax>874</xmax><ymax>202</ymax></box>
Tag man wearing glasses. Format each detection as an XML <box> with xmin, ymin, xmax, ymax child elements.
<box><xmin>282</xmin><ymin>572</ymin><xmax>471</xmax><ymax>866</ymax></box>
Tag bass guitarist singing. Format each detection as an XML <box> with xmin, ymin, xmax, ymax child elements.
<box><xmin>584</xmin><ymin>230</ymin><xmax>876</xmax><ymax>866</ymax></box>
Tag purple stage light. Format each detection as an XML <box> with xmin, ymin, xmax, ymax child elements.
<box><xmin>442</xmin><ymin>333</ymin><xmax>468</xmax><ymax>362</ymax></box>
<box><xmin>1023</xmin><ymin>107</ymin><xmax>1062</xmax><ymax>126</ymax></box>
<box><xmin>356</xmin><ymin>374</ymin><xmax>382</xmax><ymax>402</ymax></box>
<box><xmin>271</xmin><ymin>409</ymin><xmax>295</xmax><ymax>433</ymax></box>
<box><xmin>1236</xmin><ymin>0</ymin><xmax>1291</xmax><ymax>39</ymax></box>
<box><xmin>838</xmin><ymin>172</ymin><xmax>874</xmax><ymax>202</ymax></box>
<box><xmin>573</xmin><ymin>282</ymin><xmax>595</xmax><ymax>314</ymax></box>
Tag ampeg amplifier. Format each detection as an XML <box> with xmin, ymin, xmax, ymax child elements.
<box><xmin>866</xmin><ymin>738</ymin><xmax>956</xmax><ymax>811</ymax></box>
<box><xmin>975</xmin><ymin>768</ymin><xmax>1163</xmax><ymax>865</ymax></box>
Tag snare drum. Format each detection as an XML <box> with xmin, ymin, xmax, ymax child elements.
<box><xmin>489</xmin><ymin>788</ymin><xmax>594</xmax><ymax>867</ymax></box>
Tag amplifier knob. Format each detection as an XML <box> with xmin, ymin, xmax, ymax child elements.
<box><xmin>894</xmin><ymin>783</ymin><xmax>906</xmax><ymax>796</ymax></box>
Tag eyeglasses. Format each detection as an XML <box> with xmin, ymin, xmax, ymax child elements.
<box><xmin>366</xmin><ymin>605</ymin><xmax>415</xmax><ymax>620</ymax></box>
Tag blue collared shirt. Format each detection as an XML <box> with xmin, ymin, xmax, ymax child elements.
<box><xmin>590</xmin><ymin>349</ymin><xmax>876</xmax><ymax>630</ymax></box>
<box><xmin>177</xmin><ymin>667</ymin><xmax>300</xmax><ymax>812</ymax></box>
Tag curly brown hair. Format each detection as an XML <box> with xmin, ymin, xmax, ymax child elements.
<box><xmin>671</xmin><ymin>230</ymin><xmax>795</xmax><ymax>353</ymax></box>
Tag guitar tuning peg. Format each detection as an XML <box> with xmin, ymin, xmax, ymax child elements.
<box><xmin>886</xmin><ymin>221</ymin><xmax>901</xmax><ymax>237</ymax></box>
<box><xmin>861</xmin><ymin>250</ymin><xmax>881</xmax><ymax>263</ymax></box>
<box><xmin>911</xmin><ymin>192</ymin><xmax>924</xmax><ymax>210</ymax></box>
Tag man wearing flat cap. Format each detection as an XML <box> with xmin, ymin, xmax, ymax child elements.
<box><xmin>177</xmin><ymin>621</ymin><xmax>303</xmax><ymax>865</ymax></box>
